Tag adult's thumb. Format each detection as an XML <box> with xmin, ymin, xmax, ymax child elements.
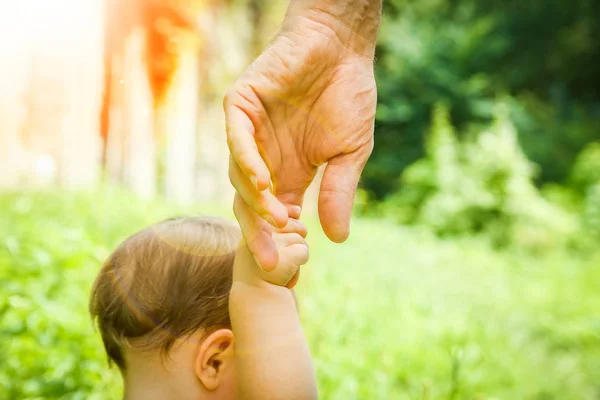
<box><xmin>318</xmin><ymin>151</ymin><xmax>369</xmax><ymax>243</ymax></box>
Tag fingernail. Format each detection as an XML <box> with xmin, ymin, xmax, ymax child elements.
<box><xmin>291</xmin><ymin>205</ymin><xmax>302</xmax><ymax>216</ymax></box>
<box><xmin>250</xmin><ymin>175</ymin><xmax>258</xmax><ymax>189</ymax></box>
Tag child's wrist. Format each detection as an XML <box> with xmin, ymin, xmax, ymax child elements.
<box><xmin>234</xmin><ymin>242</ymin><xmax>299</xmax><ymax>288</ymax></box>
<box><xmin>230</xmin><ymin>280</ymin><xmax>291</xmax><ymax>304</ymax></box>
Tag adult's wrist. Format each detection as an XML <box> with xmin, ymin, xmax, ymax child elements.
<box><xmin>282</xmin><ymin>0</ymin><xmax>382</xmax><ymax>58</ymax></box>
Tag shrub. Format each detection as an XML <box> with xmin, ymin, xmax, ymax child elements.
<box><xmin>0</xmin><ymin>190</ymin><xmax>192</xmax><ymax>399</ymax></box>
<box><xmin>565</xmin><ymin>142</ymin><xmax>600</xmax><ymax>245</ymax></box>
<box><xmin>382</xmin><ymin>102</ymin><xmax>577</xmax><ymax>248</ymax></box>
<box><xmin>571</xmin><ymin>142</ymin><xmax>600</xmax><ymax>195</ymax></box>
<box><xmin>583</xmin><ymin>183</ymin><xmax>600</xmax><ymax>239</ymax></box>
<box><xmin>1</xmin><ymin>191</ymin><xmax>599</xmax><ymax>399</ymax></box>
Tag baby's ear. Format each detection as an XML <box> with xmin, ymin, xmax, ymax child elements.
<box><xmin>195</xmin><ymin>329</ymin><xmax>235</xmax><ymax>391</ymax></box>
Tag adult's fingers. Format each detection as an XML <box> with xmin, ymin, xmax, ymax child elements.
<box><xmin>224</xmin><ymin>95</ymin><xmax>271</xmax><ymax>191</ymax></box>
<box><xmin>233</xmin><ymin>193</ymin><xmax>279</xmax><ymax>271</ymax></box>
<box><xmin>318</xmin><ymin>142</ymin><xmax>373</xmax><ymax>243</ymax></box>
<box><xmin>229</xmin><ymin>156</ymin><xmax>288</xmax><ymax>228</ymax></box>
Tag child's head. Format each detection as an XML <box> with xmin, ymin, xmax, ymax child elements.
<box><xmin>90</xmin><ymin>216</ymin><xmax>241</xmax><ymax>400</ymax></box>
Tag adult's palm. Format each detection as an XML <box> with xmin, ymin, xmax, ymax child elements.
<box><xmin>225</xmin><ymin>18</ymin><xmax>377</xmax><ymax>270</ymax></box>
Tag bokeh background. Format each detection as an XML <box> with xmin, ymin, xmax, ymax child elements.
<box><xmin>1</xmin><ymin>0</ymin><xmax>599</xmax><ymax>399</ymax></box>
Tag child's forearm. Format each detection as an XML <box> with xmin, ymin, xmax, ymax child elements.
<box><xmin>230</xmin><ymin>281</ymin><xmax>317</xmax><ymax>400</ymax></box>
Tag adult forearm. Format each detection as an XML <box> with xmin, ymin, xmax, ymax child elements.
<box><xmin>284</xmin><ymin>0</ymin><xmax>382</xmax><ymax>57</ymax></box>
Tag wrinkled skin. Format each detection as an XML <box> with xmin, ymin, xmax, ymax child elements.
<box><xmin>225</xmin><ymin>12</ymin><xmax>377</xmax><ymax>270</ymax></box>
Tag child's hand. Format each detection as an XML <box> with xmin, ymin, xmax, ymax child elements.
<box><xmin>233</xmin><ymin>193</ymin><xmax>309</xmax><ymax>289</ymax></box>
<box><xmin>230</xmin><ymin>196</ymin><xmax>317</xmax><ymax>400</ymax></box>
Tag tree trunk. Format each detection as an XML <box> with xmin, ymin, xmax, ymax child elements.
<box><xmin>161</xmin><ymin>34</ymin><xmax>200</xmax><ymax>204</ymax></box>
<box><xmin>56</xmin><ymin>0</ymin><xmax>105</xmax><ymax>189</ymax></box>
<box><xmin>194</xmin><ymin>3</ymin><xmax>256</xmax><ymax>203</ymax></box>
<box><xmin>0</xmin><ymin>3</ymin><xmax>32</xmax><ymax>187</ymax></box>
<box><xmin>106</xmin><ymin>27</ymin><xmax>156</xmax><ymax>199</ymax></box>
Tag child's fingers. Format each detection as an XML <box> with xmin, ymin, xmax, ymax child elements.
<box><xmin>282</xmin><ymin>243</ymin><xmax>310</xmax><ymax>267</ymax></box>
<box><xmin>285</xmin><ymin>270</ymin><xmax>300</xmax><ymax>290</ymax></box>
<box><xmin>275</xmin><ymin>218</ymin><xmax>307</xmax><ymax>238</ymax></box>
<box><xmin>273</xmin><ymin>232</ymin><xmax>308</xmax><ymax>249</ymax></box>
<box><xmin>260</xmin><ymin>238</ymin><xmax>308</xmax><ymax>287</ymax></box>
<box><xmin>261</xmin><ymin>258</ymin><xmax>300</xmax><ymax>287</ymax></box>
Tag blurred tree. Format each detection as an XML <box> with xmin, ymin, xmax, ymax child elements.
<box><xmin>0</xmin><ymin>1</ymin><xmax>105</xmax><ymax>189</ymax></box>
<box><xmin>382</xmin><ymin>103</ymin><xmax>577</xmax><ymax>248</ymax></box>
<box><xmin>101</xmin><ymin>0</ymin><xmax>288</xmax><ymax>203</ymax></box>
<box><xmin>569</xmin><ymin>142</ymin><xmax>600</xmax><ymax>241</ymax></box>
<box><xmin>368</xmin><ymin>0</ymin><xmax>600</xmax><ymax>200</ymax></box>
<box><xmin>102</xmin><ymin>0</ymin><xmax>205</xmax><ymax>201</ymax></box>
<box><xmin>570</xmin><ymin>142</ymin><xmax>600</xmax><ymax>195</ymax></box>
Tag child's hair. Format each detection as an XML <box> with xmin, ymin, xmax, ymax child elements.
<box><xmin>89</xmin><ymin>216</ymin><xmax>241</xmax><ymax>370</ymax></box>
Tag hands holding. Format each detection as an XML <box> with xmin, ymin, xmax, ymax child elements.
<box><xmin>233</xmin><ymin>193</ymin><xmax>308</xmax><ymax>289</ymax></box>
<box><xmin>229</xmin><ymin>7</ymin><xmax>380</xmax><ymax>398</ymax></box>
<box><xmin>226</xmin><ymin>0</ymin><xmax>381</xmax><ymax>272</ymax></box>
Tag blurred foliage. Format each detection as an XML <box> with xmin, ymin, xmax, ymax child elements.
<box><xmin>377</xmin><ymin>103</ymin><xmax>578</xmax><ymax>249</ymax></box>
<box><xmin>0</xmin><ymin>190</ymin><xmax>183</xmax><ymax>399</ymax></box>
<box><xmin>583</xmin><ymin>183</ymin><xmax>600</xmax><ymax>239</ymax></box>
<box><xmin>0</xmin><ymin>190</ymin><xmax>226</xmax><ymax>399</ymax></box>
<box><xmin>1</xmin><ymin>191</ymin><xmax>600</xmax><ymax>399</ymax></box>
<box><xmin>571</xmin><ymin>142</ymin><xmax>600</xmax><ymax>195</ymax></box>
<box><xmin>2</xmin><ymin>0</ymin><xmax>600</xmax><ymax>398</ymax></box>
<box><xmin>367</xmin><ymin>0</ymin><xmax>600</xmax><ymax>199</ymax></box>
<box><xmin>569</xmin><ymin>142</ymin><xmax>600</xmax><ymax>241</ymax></box>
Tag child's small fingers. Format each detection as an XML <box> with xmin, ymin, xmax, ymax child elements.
<box><xmin>259</xmin><ymin>242</ymin><xmax>308</xmax><ymax>287</ymax></box>
<box><xmin>285</xmin><ymin>270</ymin><xmax>300</xmax><ymax>290</ymax></box>
<box><xmin>284</xmin><ymin>243</ymin><xmax>310</xmax><ymax>267</ymax></box>
<box><xmin>275</xmin><ymin>218</ymin><xmax>307</xmax><ymax>238</ymax></box>
<box><xmin>261</xmin><ymin>259</ymin><xmax>300</xmax><ymax>287</ymax></box>
<box><xmin>273</xmin><ymin>232</ymin><xmax>307</xmax><ymax>248</ymax></box>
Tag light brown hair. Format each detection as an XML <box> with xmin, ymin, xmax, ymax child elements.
<box><xmin>89</xmin><ymin>216</ymin><xmax>241</xmax><ymax>370</ymax></box>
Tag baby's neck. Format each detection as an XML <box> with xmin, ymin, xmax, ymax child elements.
<box><xmin>124</xmin><ymin>383</ymin><xmax>177</xmax><ymax>400</ymax></box>
<box><xmin>123</xmin><ymin>366</ymin><xmax>201</xmax><ymax>400</ymax></box>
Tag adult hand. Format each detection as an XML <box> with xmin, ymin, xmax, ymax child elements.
<box><xmin>226</xmin><ymin>1</ymin><xmax>381</xmax><ymax>270</ymax></box>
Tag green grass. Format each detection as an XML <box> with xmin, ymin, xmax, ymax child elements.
<box><xmin>1</xmin><ymin>190</ymin><xmax>599</xmax><ymax>399</ymax></box>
